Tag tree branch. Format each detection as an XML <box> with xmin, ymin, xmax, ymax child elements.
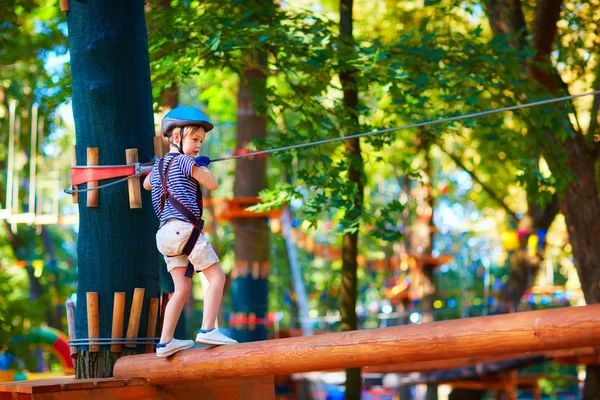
<box><xmin>485</xmin><ymin>0</ymin><xmax>528</xmax><ymax>51</ymax></box>
<box><xmin>436</xmin><ymin>145</ymin><xmax>519</xmax><ymax>222</ymax></box>
<box><xmin>529</xmin><ymin>0</ymin><xmax>568</xmax><ymax>94</ymax></box>
<box><xmin>532</xmin><ymin>0</ymin><xmax>563</xmax><ymax>57</ymax></box>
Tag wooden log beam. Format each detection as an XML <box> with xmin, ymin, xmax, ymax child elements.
<box><xmin>364</xmin><ymin>346</ymin><xmax>598</xmax><ymax>373</ymax></box>
<box><xmin>114</xmin><ymin>305</ymin><xmax>600</xmax><ymax>384</ymax></box>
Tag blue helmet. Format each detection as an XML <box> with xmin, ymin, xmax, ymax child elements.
<box><xmin>161</xmin><ymin>106</ymin><xmax>214</xmax><ymax>137</ymax></box>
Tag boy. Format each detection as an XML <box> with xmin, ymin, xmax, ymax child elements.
<box><xmin>143</xmin><ymin>106</ymin><xmax>237</xmax><ymax>357</ymax></box>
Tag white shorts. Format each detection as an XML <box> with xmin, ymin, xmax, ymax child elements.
<box><xmin>156</xmin><ymin>219</ymin><xmax>220</xmax><ymax>273</ymax></box>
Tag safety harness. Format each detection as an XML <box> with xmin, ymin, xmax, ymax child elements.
<box><xmin>158</xmin><ymin>154</ymin><xmax>204</xmax><ymax>278</ymax></box>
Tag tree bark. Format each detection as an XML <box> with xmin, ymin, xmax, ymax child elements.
<box><xmin>340</xmin><ymin>0</ymin><xmax>363</xmax><ymax>398</ymax></box>
<box><xmin>486</xmin><ymin>0</ymin><xmax>600</xmax><ymax>393</ymax></box>
<box><xmin>66</xmin><ymin>0</ymin><xmax>160</xmax><ymax>377</ymax></box>
<box><xmin>231</xmin><ymin>59</ymin><xmax>270</xmax><ymax>342</ymax></box>
<box><xmin>487</xmin><ymin>0</ymin><xmax>600</xmax><ymax>303</ymax></box>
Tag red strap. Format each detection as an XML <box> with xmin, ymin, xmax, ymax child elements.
<box><xmin>71</xmin><ymin>163</ymin><xmax>153</xmax><ymax>186</ymax></box>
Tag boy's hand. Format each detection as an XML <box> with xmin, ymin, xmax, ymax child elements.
<box><xmin>194</xmin><ymin>156</ymin><xmax>211</xmax><ymax>168</ymax></box>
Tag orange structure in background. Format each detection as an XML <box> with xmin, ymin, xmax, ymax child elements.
<box><xmin>204</xmin><ymin>197</ymin><xmax>284</xmax><ymax>225</ymax></box>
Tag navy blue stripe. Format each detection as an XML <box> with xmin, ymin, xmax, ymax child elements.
<box><xmin>151</xmin><ymin>153</ymin><xmax>202</xmax><ymax>227</ymax></box>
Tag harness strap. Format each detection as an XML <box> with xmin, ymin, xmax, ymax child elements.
<box><xmin>158</xmin><ymin>155</ymin><xmax>205</xmax><ymax>277</ymax></box>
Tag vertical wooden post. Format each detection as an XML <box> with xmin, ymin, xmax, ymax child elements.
<box><xmin>60</xmin><ymin>0</ymin><xmax>69</xmax><ymax>11</ymax></box>
<box><xmin>145</xmin><ymin>298</ymin><xmax>159</xmax><ymax>353</ymax></box>
<box><xmin>153</xmin><ymin>136</ymin><xmax>167</xmax><ymax>158</ymax></box>
<box><xmin>86</xmin><ymin>292</ymin><xmax>100</xmax><ymax>352</ymax></box>
<box><xmin>70</xmin><ymin>146</ymin><xmax>78</xmax><ymax>204</ymax></box>
<box><xmin>111</xmin><ymin>292</ymin><xmax>126</xmax><ymax>353</ymax></box>
<box><xmin>86</xmin><ymin>147</ymin><xmax>99</xmax><ymax>207</ymax></box>
<box><xmin>125</xmin><ymin>148</ymin><xmax>142</xmax><ymax>209</ymax></box>
<box><xmin>65</xmin><ymin>300</ymin><xmax>77</xmax><ymax>358</ymax></box>
<box><xmin>248</xmin><ymin>312</ymin><xmax>257</xmax><ymax>332</ymax></box>
<box><xmin>159</xmin><ymin>292</ymin><xmax>169</xmax><ymax>337</ymax></box>
<box><xmin>507</xmin><ymin>370</ymin><xmax>518</xmax><ymax>400</ymax></box>
<box><xmin>126</xmin><ymin>288</ymin><xmax>145</xmax><ymax>348</ymax></box>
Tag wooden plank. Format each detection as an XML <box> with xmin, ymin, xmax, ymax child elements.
<box><xmin>125</xmin><ymin>288</ymin><xmax>145</xmax><ymax>348</ymax></box>
<box><xmin>111</xmin><ymin>293</ymin><xmax>126</xmax><ymax>353</ymax></box>
<box><xmin>125</xmin><ymin>149</ymin><xmax>142</xmax><ymax>209</ymax></box>
<box><xmin>65</xmin><ymin>300</ymin><xmax>77</xmax><ymax>358</ymax></box>
<box><xmin>145</xmin><ymin>298</ymin><xmax>159</xmax><ymax>353</ymax></box>
<box><xmin>86</xmin><ymin>148</ymin><xmax>99</xmax><ymax>207</ymax></box>
<box><xmin>0</xmin><ymin>376</ymin><xmax>274</xmax><ymax>400</ymax></box>
<box><xmin>60</xmin><ymin>0</ymin><xmax>69</xmax><ymax>11</ymax></box>
<box><xmin>94</xmin><ymin>380</ymin><xmax>130</xmax><ymax>389</ymax></box>
<box><xmin>87</xmin><ymin>292</ymin><xmax>100</xmax><ymax>352</ymax></box>
<box><xmin>114</xmin><ymin>305</ymin><xmax>600</xmax><ymax>384</ymax></box>
<box><xmin>159</xmin><ymin>292</ymin><xmax>169</xmax><ymax>337</ymax></box>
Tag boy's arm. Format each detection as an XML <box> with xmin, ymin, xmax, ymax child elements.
<box><xmin>143</xmin><ymin>173</ymin><xmax>152</xmax><ymax>191</ymax></box>
<box><xmin>192</xmin><ymin>165</ymin><xmax>218</xmax><ymax>191</ymax></box>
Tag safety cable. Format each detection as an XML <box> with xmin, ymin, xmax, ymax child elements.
<box><xmin>211</xmin><ymin>90</ymin><xmax>600</xmax><ymax>161</ymax></box>
<box><xmin>64</xmin><ymin>89</ymin><xmax>600</xmax><ymax>194</ymax></box>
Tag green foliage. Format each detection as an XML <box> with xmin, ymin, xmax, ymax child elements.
<box><xmin>0</xmin><ymin>1</ymin><xmax>74</xmax><ymax>370</ymax></box>
<box><xmin>0</xmin><ymin>0</ymin><xmax>69</xmax><ymax>109</ymax></box>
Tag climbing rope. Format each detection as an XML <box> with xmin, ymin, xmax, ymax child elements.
<box><xmin>65</xmin><ymin>89</ymin><xmax>600</xmax><ymax>195</ymax></box>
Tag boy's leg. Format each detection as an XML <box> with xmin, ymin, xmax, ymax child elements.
<box><xmin>195</xmin><ymin>262</ymin><xmax>237</xmax><ymax>345</ymax></box>
<box><xmin>200</xmin><ymin>262</ymin><xmax>225</xmax><ymax>331</ymax></box>
<box><xmin>160</xmin><ymin>266</ymin><xmax>192</xmax><ymax>343</ymax></box>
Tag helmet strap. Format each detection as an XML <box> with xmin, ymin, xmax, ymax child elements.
<box><xmin>177</xmin><ymin>127</ymin><xmax>185</xmax><ymax>154</ymax></box>
<box><xmin>168</xmin><ymin>127</ymin><xmax>185</xmax><ymax>154</ymax></box>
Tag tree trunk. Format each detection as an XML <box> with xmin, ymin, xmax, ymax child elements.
<box><xmin>500</xmin><ymin>198</ymin><xmax>558</xmax><ymax>312</ymax></box>
<box><xmin>340</xmin><ymin>0</ymin><xmax>364</xmax><ymax>398</ymax></box>
<box><xmin>449</xmin><ymin>389</ymin><xmax>484</xmax><ymax>400</ymax></box>
<box><xmin>419</xmin><ymin>137</ymin><xmax>437</xmax><ymax>400</ymax></box>
<box><xmin>486</xmin><ymin>0</ymin><xmax>600</xmax><ymax>393</ymax></box>
<box><xmin>485</xmin><ymin>0</ymin><xmax>600</xmax><ymax>301</ymax></box>
<box><xmin>150</xmin><ymin>0</ymin><xmax>187</xmax><ymax>336</ymax></box>
<box><xmin>66</xmin><ymin>0</ymin><xmax>160</xmax><ymax>377</ymax></box>
<box><xmin>231</xmin><ymin>60</ymin><xmax>270</xmax><ymax>342</ymax></box>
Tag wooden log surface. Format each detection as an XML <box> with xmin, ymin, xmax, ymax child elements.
<box><xmin>65</xmin><ymin>300</ymin><xmax>77</xmax><ymax>358</ymax></box>
<box><xmin>145</xmin><ymin>298</ymin><xmax>159</xmax><ymax>353</ymax></box>
<box><xmin>114</xmin><ymin>305</ymin><xmax>600</xmax><ymax>384</ymax></box>
<box><xmin>125</xmin><ymin>148</ymin><xmax>142</xmax><ymax>209</ymax></box>
<box><xmin>86</xmin><ymin>293</ymin><xmax>100</xmax><ymax>352</ymax></box>
<box><xmin>363</xmin><ymin>346</ymin><xmax>598</xmax><ymax>374</ymax></box>
<box><xmin>125</xmin><ymin>288</ymin><xmax>145</xmax><ymax>348</ymax></box>
<box><xmin>86</xmin><ymin>147</ymin><xmax>99</xmax><ymax>207</ymax></box>
<box><xmin>111</xmin><ymin>293</ymin><xmax>126</xmax><ymax>353</ymax></box>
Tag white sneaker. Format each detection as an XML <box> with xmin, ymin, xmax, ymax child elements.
<box><xmin>156</xmin><ymin>338</ymin><xmax>194</xmax><ymax>357</ymax></box>
<box><xmin>195</xmin><ymin>329</ymin><xmax>238</xmax><ymax>346</ymax></box>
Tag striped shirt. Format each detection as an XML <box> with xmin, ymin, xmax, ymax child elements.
<box><xmin>150</xmin><ymin>153</ymin><xmax>202</xmax><ymax>227</ymax></box>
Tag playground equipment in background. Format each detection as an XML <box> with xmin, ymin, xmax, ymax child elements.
<box><xmin>0</xmin><ymin>100</ymin><xmax>78</xmax><ymax>227</ymax></box>
<box><xmin>0</xmin><ymin>327</ymin><xmax>74</xmax><ymax>382</ymax></box>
